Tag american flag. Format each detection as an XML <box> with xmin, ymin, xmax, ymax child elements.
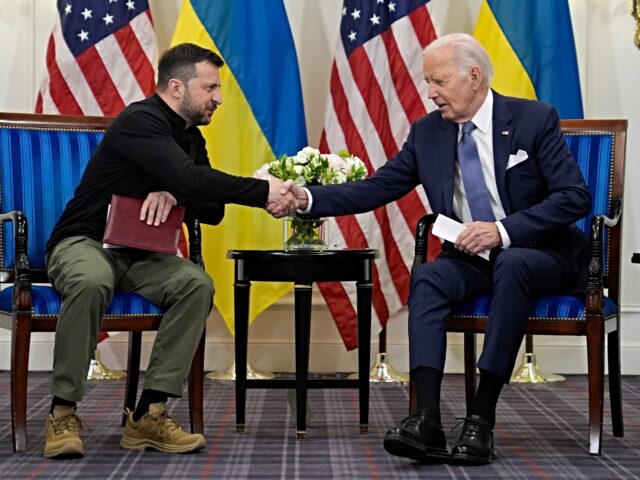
<box><xmin>36</xmin><ymin>0</ymin><xmax>157</xmax><ymax>116</ymax></box>
<box><xmin>318</xmin><ymin>0</ymin><xmax>441</xmax><ymax>350</ymax></box>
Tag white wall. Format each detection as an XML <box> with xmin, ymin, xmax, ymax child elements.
<box><xmin>1</xmin><ymin>0</ymin><xmax>639</xmax><ymax>375</ymax></box>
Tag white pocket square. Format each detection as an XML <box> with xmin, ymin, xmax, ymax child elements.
<box><xmin>507</xmin><ymin>149</ymin><xmax>528</xmax><ymax>169</ymax></box>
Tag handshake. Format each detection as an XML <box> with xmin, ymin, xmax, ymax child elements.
<box><xmin>265</xmin><ymin>178</ymin><xmax>308</xmax><ymax>218</ymax></box>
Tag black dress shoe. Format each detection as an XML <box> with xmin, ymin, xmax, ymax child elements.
<box><xmin>450</xmin><ymin>415</ymin><xmax>496</xmax><ymax>465</ymax></box>
<box><xmin>383</xmin><ymin>408</ymin><xmax>449</xmax><ymax>463</ymax></box>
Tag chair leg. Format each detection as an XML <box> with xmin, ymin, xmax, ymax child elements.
<box><xmin>11</xmin><ymin>316</ymin><xmax>32</xmax><ymax>452</ymax></box>
<box><xmin>463</xmin><ymin>333</ymin><xmax>477</xmax><ymax>416</ymax></box>
<box><xmin>123</xmin><ymin>331</ymin><xmax>142</xmax><ymax>426</ymax></box>
<box><xmin>586</xmin><ymin>318</ymin><xmax>605</xmax><ymax>455</ymax></box>
<box><xmin>607</xmin><ymin>326</ymin><xmax>624</xmax><ymax>437</ymax></box>
<box><xmin>188</xmin><ymin>331</ymin><xmax>205</xmax><ymax>434</ymax></box>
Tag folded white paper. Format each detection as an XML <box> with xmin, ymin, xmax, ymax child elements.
<box><xmin>432</xmin><ymin>214</ymin><xmax>490</xmax><ymax>261</ymax></box>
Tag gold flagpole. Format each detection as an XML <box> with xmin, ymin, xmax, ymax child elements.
<box><xmin>632</xmin><ymin>0</ymin><xmax>640</xmax><ymax>48</ymax></box>
<box><xmin>87</xmin><ymin>348</ymin><xmax>125</xmax><ymax>380</ymax></box>
<box><xmin>207</xmin><ymin>362</ymin><xmax>275</xmax><ymax>381</ymax></box>
<box><xmin>510</xmin><ymin>335</ymin><xmax>564</xmax><ymax>383</ymax></box>
<box><xmin>349</xmin><ymin>329</ymin><xmax>409</xmax><ymax>383</ymax></box>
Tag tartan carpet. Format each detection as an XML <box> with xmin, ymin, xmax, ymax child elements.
<box><xmin>0</xmin><ymin>372</ymin><xmax>639</xmax><ymax>479</ymax></box>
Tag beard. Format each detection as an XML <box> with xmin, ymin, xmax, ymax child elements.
<box><xmin>179</xmin><ymin>89</ymin><xmax>214</xmax><ymax>126</ymax></box>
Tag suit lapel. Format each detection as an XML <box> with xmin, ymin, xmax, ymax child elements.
<box><xmin>434</xmin><ymin>119</ymin><xmax>457</xmax><ymax>217</ymax></box>
<box><xmin>492</xmin><ymin>92</ymin><xmax>513</xmax><ymax>215</ymax></box>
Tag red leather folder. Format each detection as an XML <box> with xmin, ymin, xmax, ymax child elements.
<box><xmin>102</xmin><ymin>194</ymin><xmax>185</xmax><ymax>254</ymax></box>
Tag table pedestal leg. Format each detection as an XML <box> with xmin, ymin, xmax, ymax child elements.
<box><xmin>234</xmin><ymin>280</ymin><xmax>250</xmax><ymax>433</ymax></box>
<box><xmin>294</xmin><ymin>283</ymin><xmax>312</xmax><ymax>439</ymax></box>
<box><xmin>357</xmin><ymin>279</ymin><xmax>372</xmax><ymax>433</ymax></box>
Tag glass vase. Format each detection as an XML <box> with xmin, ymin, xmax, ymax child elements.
<box><xmin>283</xmin><ymin>216</ymin><xmax>328</xmax><ymax>251</ymax></box>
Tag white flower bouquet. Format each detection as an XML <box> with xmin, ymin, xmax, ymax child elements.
<box><xmin>255</xmin><ymin>147</ymin><xmax>367</xmax><ymax>249</ymax></box>
<box><xmin>254</xmin><ymin>146</ymin><xmax>367</xmax><ymax>186</ymax></box>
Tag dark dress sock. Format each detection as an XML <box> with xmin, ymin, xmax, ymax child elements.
<box><xmin>412</xmin><ymin>366</ymin><xmax>443</xmax><ymax>424</ymax></box>
<box><xmin>133</xmin><ymin>389</ymin><xmax>169</xmax><ymax>421</ymax></box>
<box><xmin>470</xmin><ymin>368</ymin><xmax>504</xmax><ymax>427</ymax></box>
<box><xmin>50</xmin><ymin>396</ymin><xmax>77</xmax><ymax>414</ymax></box>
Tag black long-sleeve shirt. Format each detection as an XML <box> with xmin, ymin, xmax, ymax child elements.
<box><xmin>47</xmin><ymin>94</ymin><xmax>269</xmax><ymax>253</ymax></box>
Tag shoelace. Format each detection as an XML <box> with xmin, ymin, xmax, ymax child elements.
<box><xmin>51</xmin><ymin>413</ymin><xmax>87</xmax><ymax>435</ymax></box>
<box><xmin>403</xmin><ymin>410</ymin><xmax>431</xmax><ymax>428</ymax></box>
<box><xmin>152</xmin><ymin>411</ymin><xmax>182</xmax><ymax>439</ymax></box>
<box><xmin>451</xmin><ymin>417</ymin><xmax>482</xmax><ymax>437</ymax></box>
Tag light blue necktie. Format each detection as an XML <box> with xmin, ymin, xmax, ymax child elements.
<box><xmin>458</xmin><ymin>121</ymin><xmax>495</xmax><ymax>222</ymax></box>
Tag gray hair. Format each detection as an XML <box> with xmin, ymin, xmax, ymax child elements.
<box><xmin>424</xmin><ymin>33</ymin><xmax>494</xmax><ymax>87</ymax></box>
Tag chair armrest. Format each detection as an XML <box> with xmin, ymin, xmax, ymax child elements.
<box><xmin>185</xmin><ymin>217</ymin><xmax>204</xmax><ymax>269</ymax></box>
<box><xmin>599</xmin><ymin>199</ymin><xmax>621</xmax><ymax>229</ymax></box>
<box><xmin>0</xmin><ymin>210</ymin><xmax>32</xmax><ymax>310</ymax></box>
<box><xmin>586</xmin><ymin>200</ymin><xmax>621</xmax><ymax>313</ymax></box>
<box><xmin>412</xmin><ymin>214</ymin><xmax>437</xmax><ymax>275</ymax></box>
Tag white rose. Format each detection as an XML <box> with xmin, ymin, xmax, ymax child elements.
<box><xmin>299</xmin><ymin>146</ymin><xmax>320</xmax><ymax>157</ymax></box>
<box><xmin>322</xmin><ymin>171</ymin><xmax>347</xmax><ymax>185</ymax></box>
<box><xmin>333</xmin><ymin>171</ymin><xmax>347</xmax><ymax>184</ymax></box>
<box><xmin>295</xmin><ymin>175</ymin><xmax>307</xmax><ymax>186</ymax></box>
<box><xmin>253</xmin><ymin>162</ymin><xmax>271</xmax><ymax>179</ymax></box>
<box><xmin>343</xmin><ymin>156</ymin><xmax>356</xmax><ymax>169</ymax></box>
<box><xmin>325</xmin><ymin>153</ymin><xmax>347</xmax><ymax>172</ymax></box>
<box><xmin>293</xmin><ymin>153</ymin><xmax>308</xmax><ymax>165</ymax></box>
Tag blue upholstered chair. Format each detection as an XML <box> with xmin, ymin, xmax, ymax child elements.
<box><xmin>410</xmin><ymin>119</ymin><xmax>627</xmax><ymax>455</ymax></box>
<box><xmin>0</xmin><ymin>112</ymin><xmax>206</xmax><ymax>452</ymax></box>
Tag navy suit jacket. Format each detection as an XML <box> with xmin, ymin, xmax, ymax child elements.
<box><xmin>308</xmin><ymin>92</ymin><xmax>592</xmax><ymax>283</ymax></box>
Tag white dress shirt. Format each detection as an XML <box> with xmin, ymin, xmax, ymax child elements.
<box><xmin>454</xmin><ymin>89</ymin><xmax>511</xmax><ymax>248</ymax></box>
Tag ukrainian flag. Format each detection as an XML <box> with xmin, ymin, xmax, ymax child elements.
<box><xmin>474</xmin><ymin>0</ymin><xmax>583</xmax><ymax>119</ymax></box>
<box><xmin>171</xmin><ymin>0</ymin><xmax>307</xmax><ymax>332</ymax></box>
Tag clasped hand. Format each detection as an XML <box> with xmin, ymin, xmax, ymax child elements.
<box><xmin>454</xmin><ymin>221</ymin><xmax>501</xmax><ymax>256</ymax></box>
<box><xmin>265</xmin><ymin>178</ymin><xmax>309</xmax><ymax>218</ymax></box>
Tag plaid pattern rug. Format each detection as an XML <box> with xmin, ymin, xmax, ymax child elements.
<box><xmin>0</xmin><ymin>372</ymin><xmax>638</xmax><ymax>479</ymax></box>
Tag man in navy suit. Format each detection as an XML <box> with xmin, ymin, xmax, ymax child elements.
<box><xmin>276</xmin><ymin>33</ymin><xmax>591</xmax><ymax>465</ymax></box>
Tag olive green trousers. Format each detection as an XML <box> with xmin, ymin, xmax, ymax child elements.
<box><xmin>46</xmin><ymin>236</ymin><xmax>213</xmax><ymax>401</ymax></box>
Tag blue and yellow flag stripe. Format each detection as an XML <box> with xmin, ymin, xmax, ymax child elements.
<box><xmin>474</xmin><ymin>0</ymin><xmax>583</xmax><ymax>119</ymax></box>
<box><xmin>194</xmin><ymin>1</ymin><xmax>306</xmax><ymax>153</ymax></box>
<box><xmin>171</xmin><ymin>0</ymin><xmax>307</xmax><ymax>333</ymax></box>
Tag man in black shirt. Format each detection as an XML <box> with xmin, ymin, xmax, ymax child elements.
<box><xmin>44</xmin><ymin>43</ymin><xmax>294</xmax><ymax>459</ymax></box>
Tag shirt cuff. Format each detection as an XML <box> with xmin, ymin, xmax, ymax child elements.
<box><xmin>298</xmin><ymin>187</ymin><xmax>313</xmax><ymax>214</ymax></box>
<box><xmin>496</xmin><ymin>221</ymin><xmax>511</xmax><ymax>249</ymax></box>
